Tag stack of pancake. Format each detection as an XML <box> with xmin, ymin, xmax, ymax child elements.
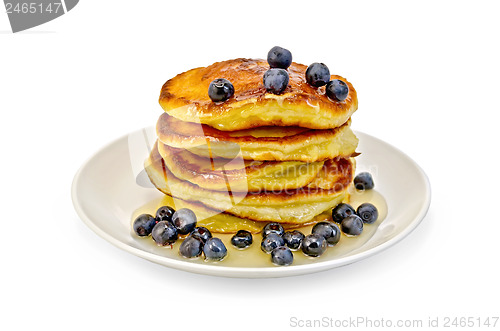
<box><xmin>145</xmin><ymin>58</ymin><xmax>359</xmax><ymax>233</ymax></box>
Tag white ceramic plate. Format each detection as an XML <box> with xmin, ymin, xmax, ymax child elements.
<box><xmin>72</xmin><ymin>128</ymin><xmax>430</xmax><ymax>278</ymax></box>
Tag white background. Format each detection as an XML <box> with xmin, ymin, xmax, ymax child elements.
<box><xmin>1</xmin><ymin>1</ymin><xmax>499</xmax><ymax>330</ymax></box>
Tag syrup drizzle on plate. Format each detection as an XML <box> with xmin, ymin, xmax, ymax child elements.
<box><xmin>131</xmin><ymin>188</ymin><xmax>387</xmax><ymax>268</ymax></box>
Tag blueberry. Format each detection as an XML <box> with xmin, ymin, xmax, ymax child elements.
<box><xmin>172</xmin><ymin>208</ymin><xmax>197</xmax><ymax>235</ymax></box>
<box><xmin>263</xmin><ymin>68</ymin><xmax>289</xmax><ymax>94</ymax></box>
<box><xmin>271</xmin><ymin>246</ymin><xmax>294</xmax><ymax>266</ymax></box>
<box><xmin>326</xmin><ymin>79</ymin><xmax>349</xmax><ymax>101</ymax></box>
<box><xmin>341</xmin><ymin>215</ymin><xmax>364</xmax><ymax>236</ymax></box>
<box><xmin>208</xmin><ymin>78</ymin><xmax>234</xmax><ymax>102</ymax></box>
<box><xmin>282</xmin><ymin>230</ymin><xmax>305</xmax><ymax>250</ymax></box>
<box><xmin>132</xmin><ymin>214</ymin><xmax>157</xmax><ymax>236</ymax></box>
<box><xmin>332</xmin><ymin>203</ymin><xmax>356</xmax><ymax>223</ymax></box>
<box><xmin>267</xmin><ymin>46</ymin><xmax>292</xmax><ymax>69</ymax></box>
<box><xmin>203</xmin><ymin>237</ymin><xmax>227</xmax><ymax>261</ymax></box>
<box><xmin>305</xmin><ymin>63</ymin><xmax>330</xmax><ymax>87</ymax></box>
<box><xmin>312</xmin><ymin>222</ymin><xmax>341</xmax><ymax>246</ymax></box>
<box><xmin>179</xmin><ymin>236</ymin><xmax>204</xmax><ymax>258</ymax></box>
<box><xmin>357</xmin><ymin>203</ymin><xmax>378</xmax><ymax>224</ymax></box>
<box><xmin>189</xmin><ymin>226</ymin><xmax>212</xmax><ymax>243</ymax></box>
<box><xmin>354</xmin><ymin>172</ymin><xmax>374</xmax><ymax>190</ymax></box>
<box><xmin>151</xmin><ymin>221</ymin><xmax>178</xmax><ymax>246</ymax></box>
<box><xmin>231</xmin><ymin>230</ymin><xmax>253</xmax><ymax>249</ymax></box>
<box><xmin>261</xmin><ymin>233</ymin><xmax>285</xmax><ymax>254</ymax></box>
<box><xmin>301</xmin><ymin>234</ymin><xmax>327</xmax><ymax>257</ymax></box>
<box><xmin>155</xmin><ymin>206</ymin><xmax>175</xmax><ymax>223</ymax></box>
<box><xmin>262</xmin><ymin>222</ymin><xmax>285</xmax><ymax>238</ymax></box>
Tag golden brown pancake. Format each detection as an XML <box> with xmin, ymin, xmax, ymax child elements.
<box><xmin>157</xmin><ymin>112</ymin><xmax>359</xmax><ymax>162</ymax></box>
<box><xmin>157</xmin><ymin>143</ymin><xmax>325</xmax><ymax>192</ymax></box>
<box><xmin>145</xmin><ymin>142</ymin><xmax>354</xmax><ymax>224</ymax></box>
<box><xmin>159</xmin><ymin>58</ymin><xmax>358</xmax><ymax>131</ymax></box>
<box><xmin>145</xmin><ymin>194</ymin><xmax>345</xmax><ymax>234</ymax></box>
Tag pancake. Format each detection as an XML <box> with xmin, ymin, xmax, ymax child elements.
<box><xmin>159</xmin><ymin>58</ymin><xmax>358</xmax><ymax>131</ymax></box>
<box><xmin>145</xmin><ymin>142</ymin><xmax>354</xmax><ymax>224</ymax></box>
<box><xmin>158</xmin><ymin>143</ymin><xmax>325</xmax><ymax>192</ymax></box>
<box><xmin>157</xmin><ymin>112</ymin><xmax>359</xmax><ymax>162</ymax></box>
<box><xmin>149</xmin><ymin>194</ymin><xmax>266</xmax><ymax>233</ymax></box>
<box><xmin>147</xmin><ymin>194</ymin><xmax>345</xmax><ymax>234</ymax></box>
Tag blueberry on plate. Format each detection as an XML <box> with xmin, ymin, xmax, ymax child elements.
<box><xmin>271</xmin><ymin>246</ymin><xmax>294</xmax><ymax>266</ymax></box>
<box><xmin>179</xmin><ymin>236</ymin><xmax>204</xmax><ymax>258</ymax></box>
<box><xmin>172</xmin><ymin>208</ymin><xmax>197</xmax><ymax>235</ymax></box>
<box><xmin>312</xmin><ymin>221</ymin><xmax>341</xmax><ymax>246</ymax></box>
<box><xmin>189</xmin><ymin>227</ymin><xmax>212</xmax><ymax>243</ymax></box>
<box><xmin>326</xmin><ymin>79</ymin><xmax>349</xmax><ymax>101</ymax></box>
<box><xmin>301</xmin><ymin>234</ymin><xmax>327</xmax><ymax>257</ymax></box>
<box><xmin>133</xmin><ymin>214</ymin><xmax>157</xmax><ymax>236</ymax></box>
<box><xmin>263</xmin><ymin>68</ymin><xmax>289</xmax><ymax>94</ymax></box>
<box><xmin>332</xmin><ymin>203</ymin><xmax>356</xmax><ymax>223</ymax></box>
<box><xmin>354</xmin><ymin>172</ymin><xmax>374</xmax><ymax>190</ymax></box>
<box><xmin>305</xmin><ymin>63</ymin><xmax>330</xmax><ymax>87</ymax></box>
<box><xmin>261</xmin><ymin>233</ymin><xmax>285</xmax><ymax>254</ymax></box>
<box><xmin>282</xmin><ymin>230</ymin><xmax>305</xmax><ymax>250</ymax></box>
<box><xmin>262</xmin><ymin>222</ymin><xmax>285</xmax><ymax>238</ymax></box>
<box><xmin>267</xmin><ymin>46</ymin><xmax>292</xmax><ymax>69</ymax></box>
<box><xmin>203</xmin><ymin>237</ymin><xmax>227</xmax><ymax>261</ymax></box>
<box><xmin>151</xmin><ymin>221</ymin><xmax>178</xmax><ymax>246</ymax></box>
<box><xmin>231</xmin><ymin>230</ymin><xmax>253</xmax><ymax>249</ymax></box>
<box><xmin>208</xmin><ymin>78</ymin><xmax>234</xmax><ymax>102</ymax></box>
<box><xmin>357</xmin><ymin>203</ymin><xmax>378</xmax><ymax>224</ymax></box>
<box><xmin>155</xmin><ymin>206</ymin><xmax>175</xmax><ymax>223</ymax></box>
<box><xmin>341</xmin><ymin>215</ymin><xmax>364</xmax><ymax>236</ymax></box>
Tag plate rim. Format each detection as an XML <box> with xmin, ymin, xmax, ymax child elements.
<box><xmin>71</xmin><ymin>129</ymin><xmax>431</xmax><ymax>278</ymax></box>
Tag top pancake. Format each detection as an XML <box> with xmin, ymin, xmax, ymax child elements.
<box><xmin>159</xmin><ymin>58</ymin><xmax>358</xmax><ymax>131</ymax></box>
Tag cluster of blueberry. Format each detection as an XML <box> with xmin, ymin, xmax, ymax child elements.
<box><xmin>332</xmin><ymin>172</ymin><xmax>378</xmax><ymax>237</ymax></box>
<box><xmin>207</xmin><ymin>46</ymin><xmax>350</xmax><ymax>102</ymax></box>
<box><xmin>133</xmin><ymin>206</ymin><xmax>227</xmax><ymax>261</ymax></box>
<box><xmin>265</xmin><ymin>46</ymin><xmax>350</xmax><ymax>102</ymax></box>
<box><xmin>241</xmin><ymin>172</ymin><xmax>377</xmax><ymax>266</ymax></box>
<box><xmin>262</xmin><ymin>46</ymin><xmax>292</xmax><ymax>94</ymax></box>
<box><xmin>257</xmin><ymin>222</ymin><xmax>337</xmax><ymax>266</ymax></box>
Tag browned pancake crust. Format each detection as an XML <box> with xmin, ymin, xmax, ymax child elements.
<box><xmin>148</xmin><ymin>142</ymin><xmax>353</xmax><ymax>202</ymax></box>
<box><xmin>156</xmin><ymin>112</ymin><xmax>358</xmax><ymax>162</ymax></box>
<box><xmin>157</xmin><ymin>112</ymin><xmax>345</xmax><ymax>144</ymax></box>
<box><xmin>157</xmin><ymin>143</ymin><xmax>324</xmax><ymax>192</ymax></box>
<box><xmin>159</xmin><ymin>58</ymin><xmax>357</xmax><ymax>130</ymax></box>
